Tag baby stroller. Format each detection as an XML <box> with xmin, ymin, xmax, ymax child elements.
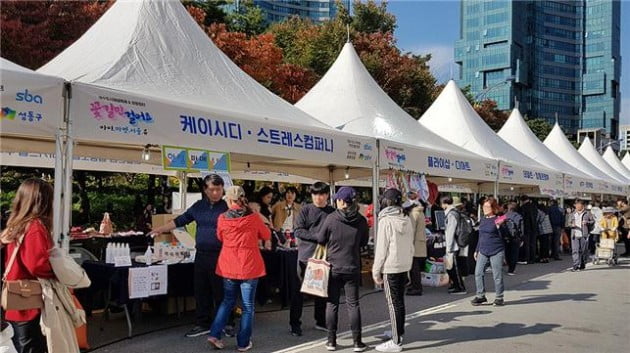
<box><xmin>593</xmin><ymin>237</ymin><xmax>618</xmax><ymax>266</ymax></box>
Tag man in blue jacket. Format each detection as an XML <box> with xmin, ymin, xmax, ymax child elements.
<box><xmin>150</xmin><ymin>174</ymin><xmax>231</xmax><ymax>338</ymax></box>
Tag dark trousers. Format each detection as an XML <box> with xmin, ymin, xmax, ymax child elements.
<box><xmin>520</xmin><ymin>231</ymin><xmax>537</xmax><ymax>262</ymax></box>
<box><xmin>505</xmin><ymin>239</ymin><xmax>520</xmax><ymax>273</ymax></box>
<box><xmin>384</xmin><ymin>273</ymin><xmax>406</xmax><ymax>344</ymax></box>
<box><xmin>571</xmin><ymin>236</ymin><xmax>589</xmax><ymax>270</ymax></box>
<box><xmin>195</xmin><ymin>250</ymin><xmax>229</xmax><ymax>328</ymax></box>
<box><xmin>326</xmin><ymin>272</ymin><xmax>362</xmax><ymax>342</ymax></box>
<box><xmin>290</xmin><ymin>261</ymin><xmax>327</xmax><ymax>329</ymax></box>
<box><xmin>11</xmin><ymin>316</ymin><xmax>46</xmax><ymax>353</ymax></box>
<box><xmin>551</xmin><ymin>227</ymin><xmax>562</xmax><ymax>259</ymax></box>
<box><xmin>539</xmin><ymin>233</ymin><xmax>550</xmax><ymax>259</ymax></box>
<box><xmin>622</xmin><ymin>229</ymin><xmax>630</xmax><ymax>254</ymax></box>
<box><xmin>446</xmin><ymin>251</ymin><xmax>465</xmax><ymax>291</ymax></box>
<box><xmin>408</xmin><ymin>257</ymin><xmax>425</xmax><ymax>292</ymax></box>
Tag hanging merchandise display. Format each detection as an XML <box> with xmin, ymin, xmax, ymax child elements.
<box><xmin>419</xmin><ymin>175</ymin><xmax>430</xmax><ymax>202</ymax></box>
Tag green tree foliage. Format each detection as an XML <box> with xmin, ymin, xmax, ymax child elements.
<box><xmin>525</xmin><ymin>118</ymin><xmax>553</xmax><ymax>142</ymax></box>
<box><xmin>225</xmin><ymin>0</ymin><xmax>267</xmax><ymax>36</ymax></box>
<box><xmin>350</xmin><ymin>0</ymin><xmax>396</xmax><ymax>34</ymax></box>
<box><xmin>182</xmin><ymin>0</ymin><xmax>228</xmax><ymax>26</ymax></box>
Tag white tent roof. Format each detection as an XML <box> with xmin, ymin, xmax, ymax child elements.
<box><xmin>602</xmin><ymin>147</ymin><xmax>630</xmax><ymax>180</ymax></box>
<box><xmin>295</xmin><ymin>42</ymin><xmax>496</xmax><ymax>181</ymax></box>
<box><xmin>38</xmin><ymin>0</ymin><xmax>324</xmax><ymax>129</ymax></box>
<box><xmin>419</xmin><ymin>80</ymin><xmax>558</xmax><ymax>186</ymax></box>
<box><xmin>498</xmin><ymin>109</ymin><xmax>592</xmax><ymax>180</ymax></box>
<box><xmin>578</xmin><ymin>138</ymin><xmax>629</xmax><ymax>184</ymax></box>
<box><xmin>36</xmin><ymin>0</ymin><xmax>375</xmax><ymax>174</ymax></box>
<box><xmin>623</xmin><ymin>153</ymin><xmax>630</xmax><ymax>171</ymax></box>
<box><xmin>1</xmin><ymin>58</ymin><xmax>65</xmax><ymax>139</ymax></box>
<box><xmin>543</xmin><ymin>123</ymin><xmax>622</xmax><ymax>192</ymax></box>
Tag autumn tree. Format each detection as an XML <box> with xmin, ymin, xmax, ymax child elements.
<box><xmin>0</xmin><ymin>0</ymin><xmax>113</xmax><ymax>69</ymax></box>
<box><xmin>182</xmin><ymin>0</ymin><xmax>228</xmax><ymax>26</ymax></box>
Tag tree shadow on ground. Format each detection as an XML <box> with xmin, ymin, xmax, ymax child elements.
<box><xmin>506</xmin><ymin>293</ymin><xmax>596</xmax><ymax>305</ymax></box>
<box><xmin>378</xmin><ymin>321</ymin><xmax>561</xmax><ymax>351</ymax></box>
<box><xmin>512</xmin><ymin>280</ymin><xmax>552</xmax><ymax>291</ymax></box>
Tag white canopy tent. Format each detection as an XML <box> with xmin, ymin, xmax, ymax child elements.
<box><xmin>577</xmin><ymin>137</ymin><xmax>630</xmax><ymax>186</ymax></box>
<box><xmin>543</xmin><ymin>123</ymin><xmax>625</xmax><ymax>195</ymax></box>
<box><xmin>623</xmin><ymin>153</ymin><xmax>630</xmax><ymax>171</ymax></box>
<box><xmin>603</xmin><ymin>146</ymin><xmax>630</xmax><ymax>179</ymax></box>
<box><xmin>419</xmin><ymin>80</ymin><xmax>564</xmax><ymax>195</ymax></box>
<box><xmin>0</xmin><ymin>58</ymin><xmax>70</xmax><ymax>243</ymax></box>
<box><xmin>497</xmin><ymin>109</ymin><xmax>603</xmax><ymax>195</ymax></box>
<box><xmin>295</xmin><ymin>43</ymin><xmax>497</xmax><ymax>185</ymax></box>
<box><xmin>37</xmin><ymin>0</ymin><xmax>374</xmax><ymax>179</ymax></box>
<box><xmin>34</xmin><ymin>0</ymin><xmax>375</xmax><ymax>247</ymax></box>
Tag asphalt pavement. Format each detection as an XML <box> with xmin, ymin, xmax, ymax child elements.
<box><xmin>90</xmin><ymin>252</ymin><xmax>630</xmax><ymax>353</ymax></box>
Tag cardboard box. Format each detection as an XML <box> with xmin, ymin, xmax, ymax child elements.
<box><xmin>152</xmin><ymin>213</ymin><xmax>179</xmax><ymax>243</ymax></box>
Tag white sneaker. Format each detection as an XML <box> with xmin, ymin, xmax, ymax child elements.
<box><xmin>375</xmin><ymin>339</ymin><xmax>403</xmax><ymax>352</ymax></box>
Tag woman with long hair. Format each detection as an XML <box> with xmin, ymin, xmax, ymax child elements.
<box><xmin>207</xmin><ymin>186</ymin><xmax>271</xmax><ymax>352</ymax></box>
<box><xmin>471</xmin><ymin>197</ymin><xmax>508</xmax><ymax>307</ymax></box>
<box><xmin>1</xmin><ymin>178</ymin><xmax>56</xmax><ymax>353</ymax></box>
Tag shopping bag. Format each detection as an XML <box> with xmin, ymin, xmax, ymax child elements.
<box><xmin>421</xmin><ymin>273</ymin><xmax>450</xmax><ymax>287</ymax></box>
<box><xmin>71</xmin><ymin>294</ymin><xmax>90</xmax><ymax>350</ymax></box>
<box><xmin>0</xmin><ymin>322</ymin><xmax>18</xmax><ymax>353</ymax></box>
<box><xmin>300</xmin><ymin>245</ymin><xmax>330</xmax><ymax>298</ymax></box>
<box><xmin>424</xmin><ymin>259</ymin><xmax>446</xmax><ymax>274</ymax></box>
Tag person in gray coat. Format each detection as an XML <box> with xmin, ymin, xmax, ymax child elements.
<box><xmin>569</xmin><ymin>200</ymin><xmax>595</xmax><ymax>271</ymax></box>
<box><xmin>442</xmin><ymin>195</ymin><xmax>466</xmax><ymax>294</ymax></box>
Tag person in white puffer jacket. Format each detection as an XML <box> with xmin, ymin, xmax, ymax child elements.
<box><xmin>372</xmin><ymin>188</ymin><xmax>414</xmax><ymax>353</ymax></box>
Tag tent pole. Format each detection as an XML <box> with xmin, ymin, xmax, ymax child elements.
<box><xmin>179</xmin><ymin>171</ymin><xmax>187</xmax><ymax>210</ymax></box>
<box><xmin>61</xmin><ymin>83</ymin><xmax>74</xmax><ymax>250</ymax></box>
<box><xmin>372</xmin><ymin>139</ymin><xmax>381</xmax><ymax>236</ymax></box>
<box><xmin>53</xmin><ymin>129</ymin><xmax>64</xmax><ymax>247</ymax></box>
<box><xmin>329</xmin><ymin>166</ymin><xmax>335</xmax><ymax>206</ymax></box>
<box><xmin>493</xmin><ymin>160</ymin><xmax>500</xmax><ymax>198</ymax></box>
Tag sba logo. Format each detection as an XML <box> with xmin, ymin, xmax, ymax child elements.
<box><xmin>16</xmin><ymin>89</ymin><xmax>43</xmax><ymax>104</ymax></box>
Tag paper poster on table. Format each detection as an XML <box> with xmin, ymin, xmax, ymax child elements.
<box><xmin>128</xmin><ymin>267</ymin><xmax>150</xmax><ymax>299</ymax></box>
<box><xmin>70</xmin><ymin>83</ymin><xmax>375</xmax><ymax>169</ymax></box>
<box><xmin>148</xmin><ymin>265</ymin><xmax>168</xmax><ymax>296</ymax></box>
<box><xmin>163</xmin><ymin>146</ymin><xmax>188</xmax><ymax>170</ymax></box>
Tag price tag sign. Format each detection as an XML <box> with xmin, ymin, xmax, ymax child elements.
<box><xmin>114</xmin><ymin>255</ymin><xmax>132</xmax><ymax>267</ymax></box>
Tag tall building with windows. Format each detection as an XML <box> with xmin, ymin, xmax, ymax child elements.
<box><xmin>621</xmin><ymin>125</ymin><xmax>630</xmax><ymax>152</ymax></box>
<box><xmin>254</xmin><ymin>0</ymin><xmax>349</xmax><ymax>24</ymax></box>
<box><xmin>455</xmin><ymin>0</ymin><xmax>621</xmax><ymax>139</ymax></box>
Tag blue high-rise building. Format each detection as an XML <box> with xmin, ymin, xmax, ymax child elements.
<box><xmin>254</xmin><ymin>0</ymin><xmax>349</xmax><ymax>24</ymax></box>
<box><xmin>455</xmin><ymin>0</ymin><xmax>621</xmax><ymax>138</ymax></box>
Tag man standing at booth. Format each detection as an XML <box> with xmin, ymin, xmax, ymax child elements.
<box><xmin>149</xmin><ymin>174</ymin><xmax>232</xmax><ymax>338</ymax></box>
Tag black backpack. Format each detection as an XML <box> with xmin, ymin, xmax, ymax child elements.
<box><xmin>503</xmin><ymin>218</ymin><xmax>522</xmax><ymax>242</ymax></box>
<box><xmin>450</xmin><ymin>210</ymin><xmax>473</xmax><ymax>247</ymax></box>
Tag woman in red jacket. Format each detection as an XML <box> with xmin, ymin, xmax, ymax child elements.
<box><xmin>208</xmin><ymin>186</ymin><xmax>271</xmax><ymax>352</ymax></box>
<box><xmin>1</xmin><ymin>178</ymin><xmax>55</xmax><ymax>353</ymax></box>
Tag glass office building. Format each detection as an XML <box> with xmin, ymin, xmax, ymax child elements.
<box><xmin>455</xmin><ymin>0</ymin><xmax>621</xmax><ymax>138</ymax></box>
<box><xmin>255</xmin><ymin>0</ymin><xmax>349</xmax><ymax>24</ymax></box>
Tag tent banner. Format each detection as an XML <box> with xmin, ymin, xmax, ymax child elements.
<box><xmin>162</xmin><ymin>145</ymin><xmax>230</xmax><ymax>173</ymax></box>
<box><xmin>0</xmin><ymin>71</ymin><xmax>64</xmax><ymax>138</ymax></box>
<box><xmin>378</xmin><ymin>140</ymin><xmax>497</xmax><ymax>182</ymax></box>
<box><xmin>70</xmin><ymin>84</ymin><xmax>375</xmax><ymax>169</ymax></box>
<box><xmin>498</xmin><ymin>162</ymin><xmax>564</xmax><ymax>188</ymax></box>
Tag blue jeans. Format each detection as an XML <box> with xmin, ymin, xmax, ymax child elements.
<box><xmin>475</xmin><ymin>251</ymin><xmax>505</xmax><ymax>300</ymax></box>
<box><xmin>209</xmin><ymin>278</ymin><xmax>258</xmax><ymax>348</ymax></box>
